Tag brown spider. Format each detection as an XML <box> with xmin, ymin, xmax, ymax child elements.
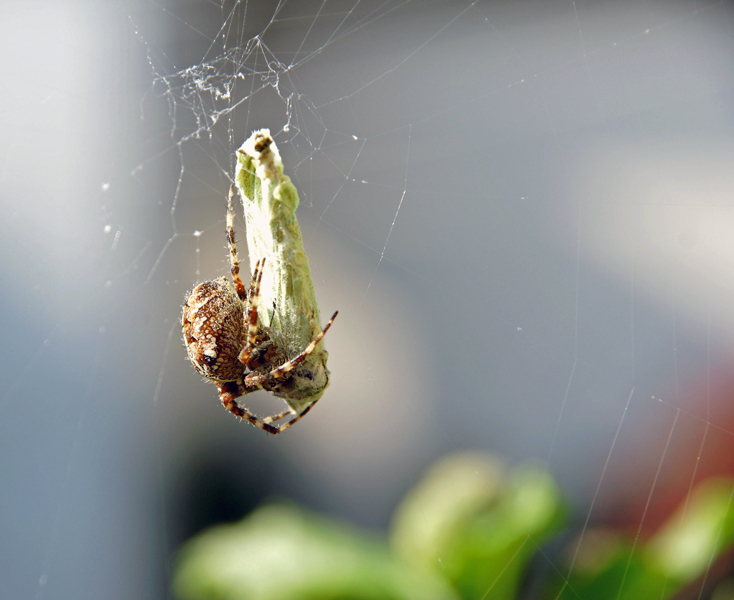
<box><xmin>182</xmin><ymin>188</ymin><xmax>337</xmax><ymax>434</ymax></box>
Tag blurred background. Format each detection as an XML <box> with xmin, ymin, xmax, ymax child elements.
<box><xmin>2</xmin><ymin>0</ymin><xmax>734</xmax><ymax>597</ymax></box>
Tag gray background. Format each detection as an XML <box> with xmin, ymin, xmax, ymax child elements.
<box><xmin>1</xmin><ymin>0</ymin><xmax>734</xmax><ymax>598</ymax></box>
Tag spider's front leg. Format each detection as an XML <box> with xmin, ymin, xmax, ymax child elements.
<box><xmin>261</xmin><ymin>409</ymin><xmax>294</xmax><ymax>424</ymax></box>
<box><xmin>224</xmin><ymin>184</ymin><xmax>267</xmax><ymax>367</ymax></box>
<box><xmin>245</xmin><ymin>310</ymin><xmax>338</xmax><ymax>387</ymax></box>
<box><xmin>217</xmin><ymin>380</ymin><xmax>280</xmax><ymax>435</ymax></box>
<box><xmin>225</xmin><ymin>185</ymin><xmax>247</xmax><ymax>302</ymax></box>
<box><xmin>238</xmin><ymin>258</ymin><xmax>266</xmax><ymax>366</ymax></box>
<box><xmin>217</xmin><ymin>380</ymin><xmax>318</xmax><ymax>435</ymax></box>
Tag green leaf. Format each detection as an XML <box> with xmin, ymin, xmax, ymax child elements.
<box><xmin>391</xmin><ymin>453</ymin><xmax>565</xmax><ymax>600</ymax></box>
<box><xmin>173</xmin><ymin>503</ymin><xmax>457</xmax><ymax>600</ymax></box>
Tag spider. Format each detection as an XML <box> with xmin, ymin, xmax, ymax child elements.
<box><xmin>182</xmin><ymin>187</ymin><xmax>337</xmax><ymax>434</ymax></box>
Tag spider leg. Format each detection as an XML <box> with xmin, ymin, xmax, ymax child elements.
<box><xmin>245</xmin><ymin>311</ymin><xmax>338</xmax><ymax>387</ymax></box>
<box><xmin>261</xmin><ymin>409</ymin><xmax>294</xmax><ymax>424</ymax></box>
<box><xmin>226</xmin><ymin>186</ymin><xmax>247</xmax><ymax>302</ymax></box>
<box><xmin>218</xmin><ymin>381</ymin><xmax>279</xmax><ymax>435</ymax></box>
<box><xmin>266</xmin><ymin>399</ymin><xmax>320</xmax><ymax>434</ymax></box>
<box><xmin>218</xmin><ymin>382</ymin><xmax>315</xmax><ymax>435</ymax></box>
<box><xmin>238</xmin><ymin>258</ymin><xmax>265</xmax><ymax>365</ymax></box>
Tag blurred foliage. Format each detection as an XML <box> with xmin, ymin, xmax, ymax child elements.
<box><xmin>172</xmin><ymin>502</ymin><xmax>456</xmax><ymax>600</ymax></box>
<box><xmin>390</xmin><ymin>453</ymin><xmax>563</xmax><ymax>600</ymax></box>
<box><xmin>548</xmin><ymin>477</ymin><xmax>734</xmax><ymax>600</ymax></box>
<box><xmin>173</xmin><ymin>453</ymin><xmax>734</xmax><ymax>600</ymax></box>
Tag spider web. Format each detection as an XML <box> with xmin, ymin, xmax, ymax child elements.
<box><xmin>2</xmin><ymin>0</ymin><xmax>734</xmax><ymax>598</ymax></box>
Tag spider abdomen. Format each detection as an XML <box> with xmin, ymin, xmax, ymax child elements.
<box><xmin>182</xmin><ymin>277</ymin><xmax>246</xmax><ymax>382</ymax></box>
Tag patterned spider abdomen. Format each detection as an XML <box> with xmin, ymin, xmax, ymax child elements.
<box><xmin>182</xmin><ymin>277</ymin><xmax>246</xmax><ymax>382</ymax></box>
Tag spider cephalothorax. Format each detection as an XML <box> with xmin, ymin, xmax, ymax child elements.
<box><xmin>182</xmin><ymin>187</ymin><xmax>337</xmax><ymax>435</ymax></box>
